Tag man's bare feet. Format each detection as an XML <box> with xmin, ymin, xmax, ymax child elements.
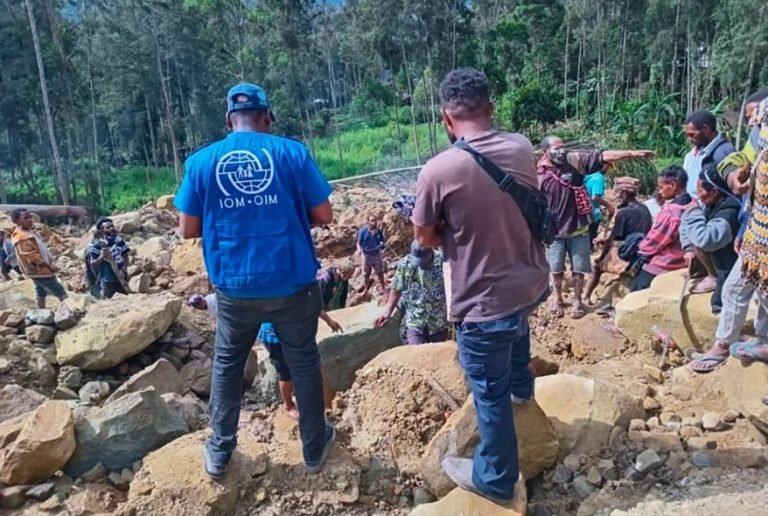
<box><xmin>283</xmin><ymin>404</ymin><xmax>299</xmax><ymax>421</ymax></box>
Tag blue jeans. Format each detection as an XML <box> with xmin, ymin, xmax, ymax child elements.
<box><xmin>208</xmin><ymin>283</ymin><xmax>324</xmax><ymax>466</ymax></box>
<box><xmin>454</xmin><ymin>295</ymin><xmax>544</xmax><ymax>500</ymax></box>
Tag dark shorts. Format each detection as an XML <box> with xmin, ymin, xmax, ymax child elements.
<box><xmin>264</xmin><ymin>342</ymin><xmax>292</xmax><ymax>382</ymax></box>
<box><xmin>362</xmin><ymin>253</ymin><xmax>385</xmax><ymax>275</ymax></box>
<box><xmin>1</xmin><ymin>262</ymin><xmax>22</xmax><ymax>276</ymax></box>
<box><xmin>405</xmin><ymin>327</ymin><xmax>450</xmax><ymax>345</ymax></box>
<box><xmin>33</xmin><ymin>276</ymin><xmax>67</xmax><ymax>300</ymax></box>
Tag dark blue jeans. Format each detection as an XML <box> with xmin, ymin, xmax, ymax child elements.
<box><xmin>454</xmin><ymin>296</ymin><xmax>544</xmax><ymax>500</ymax></box>
<box><xmin>208</xmin><ymin>283</ymin><xmax>324</xmax><ymax>466</ymax></box>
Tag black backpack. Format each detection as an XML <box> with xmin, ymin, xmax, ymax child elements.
<box><xmin>453</xmin><ymin>140</ymin><xmax>557</xmax><ymax>245</ymax></box>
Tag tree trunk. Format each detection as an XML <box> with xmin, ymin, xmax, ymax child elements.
<box><xmin>86</xmin><ymin>38</ymin><xmax>104</xmax><ymax>208</ymax></box>
<box><xmin>326</xmin><ymin>47</ymin><xmax>344</xmax><ymax>175</ymax></box>
<box><xmin>563</xmin><ymin>12</ymin><xmax>570</xmax><ymax>119</ymax></box>
<box><xmin>25</xmin><ymin>0</ymin><xmax>69</xmax><ymax>205</ymax></box>
<box><xmin>401</xmin><ymin>48</ymin><xmax>422</xmax><ymax>165</ymax></box>
<box><xmin>145</xmin><ymin>95</ymin><xmax>159</xmax><ymax>168</ymax></box>
<box><xmin>0</xmin><ymin>204</ymin><xmax>87</xmax><ymax>221</ymax></box>
<box><xmin>154</xmin><ymin>36</ymin><xmax>181</xmax><ymax>184</ymax></box>
<box><xmin>390</xmin><ymin>62</ymin><xmax>404</xmax><ymax>160</ymax></box>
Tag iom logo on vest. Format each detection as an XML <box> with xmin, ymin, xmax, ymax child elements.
<box><xmin>215</xmin><ymin>149</ymin><xmax>279</xmax><ymax>209</ymax></box>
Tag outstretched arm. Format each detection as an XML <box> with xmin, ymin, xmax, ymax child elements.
<box><xmin>602</xmin><ymin>150</ymin><xmax>655</xmax><ymax>163</ymax></box>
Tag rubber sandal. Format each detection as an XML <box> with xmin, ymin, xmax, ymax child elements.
<box><xmin>549</xmin><ymin>303</ymin><xmax>565</xmax><ymax>318</ymax></box>
<box><xmin>690</xmin><ymin>354</ymin><xmax>728</xmax><ymax>373</ymax></box>
<box><xmin>763</xmin><ymin>395</ymin><xmax>768</xmax><ymax>407</ymax></box>
<box><xmin>690</xmin><ymin>277</ymin><xmax>717</xmax><ymax>294</ymax></box>
<box><xmin>571</xmin><ymin>306</ymin><xmax>586</xmax><ymax>320</ymax></box>
<box><xmin>729</xmin><ymin>342</ymin><xmax>768</xmax><ymax>362</ymax></box>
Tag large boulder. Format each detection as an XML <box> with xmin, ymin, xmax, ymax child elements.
<box><xmin>615</xmin><ymin>269</ymin><xmax>757</xmax><ymax>350</ymax></box>
<box><xmin>534</xmin><ymin>373</ymin><xmax>645</xmax><ymax>456</ymax></box>
<box><xmin>0</xmin><ymin>401</ymin><xmax>76</xmax><ymax>485</ymax></box>
<box><xmin>170</xmin><ymin>274</ymin><xmax>211</xmax><ymax>297</ymax></box>
<box><xmin>0</xmin><ymin>341</ymin><xmax>57</xmax><ymax>393</ymax></box>
<box><xmin>422</xmin><ymin>396</ymin><xmax>559</xmax><ymax>498</ymax></box>
<box><xmin>111</xmin><ymin>212</ymin><xmax>142</xmax><ymax>234</ymax></box>
<box><xmin>0</xmin><ymin>384</ymin><xmax>47</xmax><ymax>423</ymax></box>
<box><xmin>55</xmin><ymin>293</ymin><xmax>182</xmax><ymax>370</ymax></box>
<box><xmin>107</xmin><ymin>359</ymin><xmax>189</xmax><ymax>404</ymax></box>
<box><xmin>120</xmin><ymin>431</ymin><xmax>268</xmax><ymax>516</ymax></box>
<box><xmin>161</xmin><ymin>393</ymin><xmax>209</xmax><ymax>431</ymax></box>
<box><xmin>318</xmin><ymin>302</ymin><xmax>402</xmax><ymax>392</ymax></box>
<box><xmin>411</xmin><ymin>481</ymin><xmax>527</xmax><ymax>516</ymax></box>
<box><xmin>671</xmin><ymin>360</ymin><xmax>768</xmax><ymax>426</ymax></box>
<box><xmin>136</xmin><ymin>237</ymin><xmax>170</xmax><ymax>259</ymax></box>
<box><xmin>171</xmin><ymin>239</ymin><xmax>205</xmax><ymax>276</ymax></box>
<box><xmin>128</xmin><ymin>273</ymin><xmax>151</xmax><ymax>294</ymax></box>
<box><xmin>340</xmin><ymin>342</ymin><xmax>468</xmax><ymax>474</ymax></box>
<box><xmin>155</xmin><ymin>195</ymin><xmax>175</xmax><ymax>210</ymax></box>
<box><xmin>64</xmin><ymin>389</ymin><xmax>189</xmax><ymax>477</ymax></box>
<box><xmin>180</xmin><ymin>358</ymin><xmax>213</xmax><ymax>396</ymax></box>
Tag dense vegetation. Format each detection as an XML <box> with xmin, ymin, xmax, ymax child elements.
<box><xmin>2</xmin><ymin>0</ymin><xmax>767</xmax><ymax>210</ymax></box>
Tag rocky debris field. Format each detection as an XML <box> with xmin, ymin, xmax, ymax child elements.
<box><xmin>1</xmin><ymin>188</ymin><xmax>768</xmax><ymax>515</ymax></box>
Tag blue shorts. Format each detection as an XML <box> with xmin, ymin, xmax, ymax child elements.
<box><xmin>547</xmin><ymin>234</ymin><xmax>592</xmax><ymax>274</ymax></box>
<box><xmin>33</xmin><ymin>276</ymin><xmax>67</xmax><ymax>300</ymax></box>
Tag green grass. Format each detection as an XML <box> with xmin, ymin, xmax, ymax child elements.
<box><xmin>3</xmin><ymin>121</ymin><xmax>685</xmax><ymax>213</ymax></box>
<box><xmin>310</xmin><ymin>122</ymin><xmax>449</xmax><ymax>179</ymax></box>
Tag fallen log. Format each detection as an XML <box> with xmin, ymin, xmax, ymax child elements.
<box><xmin>0</xmin><ymin>204</ymin><xmax>88</xmax><ymax>221</ymax></box>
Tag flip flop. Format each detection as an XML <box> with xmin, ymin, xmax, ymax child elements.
<box><xmin>763</xmin><ymin>395</ymin><xmax>768</xmax><ymax>407</ymax></box>
<box><xmin>690</xmin><ymin>354</ymin><xmax>728</xmax><ymax>373</ymax></box>
<box><xmin>690</xmin><ymin>276</ymin><xmax>717</xmax><ymax>294</ymax></box>
<box><xmin>549</xmin><ymin>302</ymin><xmax>565</xmax><ymax>318</ymax></box>
<box><xmin>595</xmin><ymin>304</ymin><xmax>614</xmax><ymax>317</ymax></box>
<box><xmin>571</xmin><ymin>305</ymin><xmax>586</xmax><ymax>320</ymax></box>
<box><xmin>729</xmin><ymin>342</ymin><xmax>768</xmax><ymax>362</ymax></box>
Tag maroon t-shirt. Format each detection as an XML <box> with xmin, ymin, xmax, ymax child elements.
<box><xmin>538</xmin><ymin>151</ymin><xmax>603</xmax><ymax>236</ymax></box>
<box><xmin>412</xmin><ymin>131</ymin><xmax>549</xmax><ymax>322</ymax></box>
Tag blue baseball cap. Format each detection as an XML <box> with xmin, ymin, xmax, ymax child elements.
<box><xmin>227</xmin><ymin>83</ymin><xmax>275</xmax><ymax>121</ymax></box>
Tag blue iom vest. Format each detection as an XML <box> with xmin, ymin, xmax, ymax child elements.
<box><xmin>176</xmin><ymin>131</ymin><xmax>332</xmax><ymax>298</ymax></box>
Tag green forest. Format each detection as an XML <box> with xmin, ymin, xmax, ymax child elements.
<box><xmin>1</xmin><ymin>0</ymin><xmax>767</xmax><ymax>211</ymax></box>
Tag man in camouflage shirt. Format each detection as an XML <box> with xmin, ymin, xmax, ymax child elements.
<box><xmin>374</xmin><ymin>241</ymin><xmax>448</xmax><ymax>344</ymax></box>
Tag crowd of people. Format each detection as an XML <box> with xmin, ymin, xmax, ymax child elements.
<box><xmin>2</xmin><ymin>68</ymin><xmax>768</xmax><ymax>510</ymax></box>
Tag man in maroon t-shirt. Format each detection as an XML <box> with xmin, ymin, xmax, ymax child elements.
<box><xmin>538</xmin><ymin>137</ymin><xmax>653</xmax><ymax>319</ymax></box>
<box><xmin>412</xmin><ymin>68</ymin><xmax>548</xmax><ymax>506</ymax></box>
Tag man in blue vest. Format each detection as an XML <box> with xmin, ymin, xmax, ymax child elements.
<box><xmin>175</xmin><ymin>83</ymin><xmax>335</xmax><ymax>479</ymax></box>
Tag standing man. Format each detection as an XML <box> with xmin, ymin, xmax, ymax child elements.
<box><xmin>85</xmin><ymin>218</ymin><xmax>130</xmax><ymax>299</ymax></box>
<box><xmin>683</xmin><ymin>110</ymin><xmax>736</xmax><ymax>196</ymax></box>
<box><xmin>0</xmin><ymin>230</ymin><xmax>24</xmax><ymax>281</ymax></box>
<box><xmin>373</xmin><ymin>241</ymin><xmax>448</xmax><ymax>344</ymax></box>
<box><xmin>175</xmin><ymin>83</ymin><xmax>335</xmax><ymax>480</ymax></box>
<box><xmin>412</xmin><ymin>68</ymin><xmax>549</xmax><ymax>505</ymax></box>
<box><xmin>10</xmin><ymin>209</ymin><xmax>67</xmax><ymax>308</ymax></box>
<box><xmin>357</xmin><ymin>214</ymin><xmax>386</xmax><ymax>295</ymax></box>
<box><xmin>538</xmin><ymin>136</ymin><xmax>653</xmax><ymax>319</ymax></box>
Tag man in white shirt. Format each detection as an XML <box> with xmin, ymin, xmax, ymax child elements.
<box><xmin>683</xmin><ymin>110</ymin><xmax>735</xmax><ymax>196</ymax></box>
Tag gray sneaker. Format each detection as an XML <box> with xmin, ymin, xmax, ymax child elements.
<box><xmin>202</xmin><ymin>446</ymin><xmax>227</xmax><ymax>481</ymax></box>
<box><xmin>304</xmin><ymin>423</ymin><xmax>336</xmax><ymax>474</ymax></box>
<box><xmin>441</xmin><ymin>456</ymin><xmax>516</xmax><ymax>505</ymax></box>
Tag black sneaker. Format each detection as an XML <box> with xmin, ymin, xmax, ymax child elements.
<box><xmin>304</xmin><ymin>423</ymin><xmax>336</xmax><ymax>474</ymax></box>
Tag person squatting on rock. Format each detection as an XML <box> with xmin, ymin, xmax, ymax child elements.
<box><xmin>679</xmin><ymin>164</ymin><xmax>740</xmax><ymax>312</ymax></box>
<box><xmin>84</xmin><ymin>217</ymin><xmax>131</xmax><ymax>299</ymax></box>
<box><xmin>537</xmin><ymin>135</ymin><xmax>654</xmax><ymax>319</ymax></box>
<box><xmin>175</xmin><ymin>82</ymin><xmax>335</xmax><ymax>480</ymax></box>
<box><xmin>630</xmin><ymin>166</ymin><xmax>692</xmax><ymax>292</ymax></box>
<box><xmin>189</xmin><ymin>293</ymin><xmax>339</xmax><ymax>420</ymax></box>
<box><xmin>0</xmin><ymin>229</ymin><xmax>24</xmax><ymax>281</ymax></box>
<box><xmin>373</xmin><ymin>240</ymin><xmax>448</xmax><ymax>344</ymax></box>
<box><xmin>583</xmin><ymin>176</ymin><xmax>653</xmax><ymax>306</ymax></box>
<box><xmin>10</xmin><ymin>208</ymin><xmax>67</xmax><ymax>308</ymax></box>
<box><xmin>357</xmin><ymin>214</ymin><xmax>387</xmax><ymax>296</ymax></box>
<box><xmin>691</xmin><ymin>90</ymin><xmax>768</xmax><ymax>377</ymax></box>
<box><xmin>411</xmin><ymin>67</ymin><xmax>549</xmax><ymax>505</ymax></box>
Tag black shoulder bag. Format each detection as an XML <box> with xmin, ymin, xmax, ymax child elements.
<box><xmin>453</xmin><ymin>139</ymin><xmax>557</xmax><ymax>245</ymax></box>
